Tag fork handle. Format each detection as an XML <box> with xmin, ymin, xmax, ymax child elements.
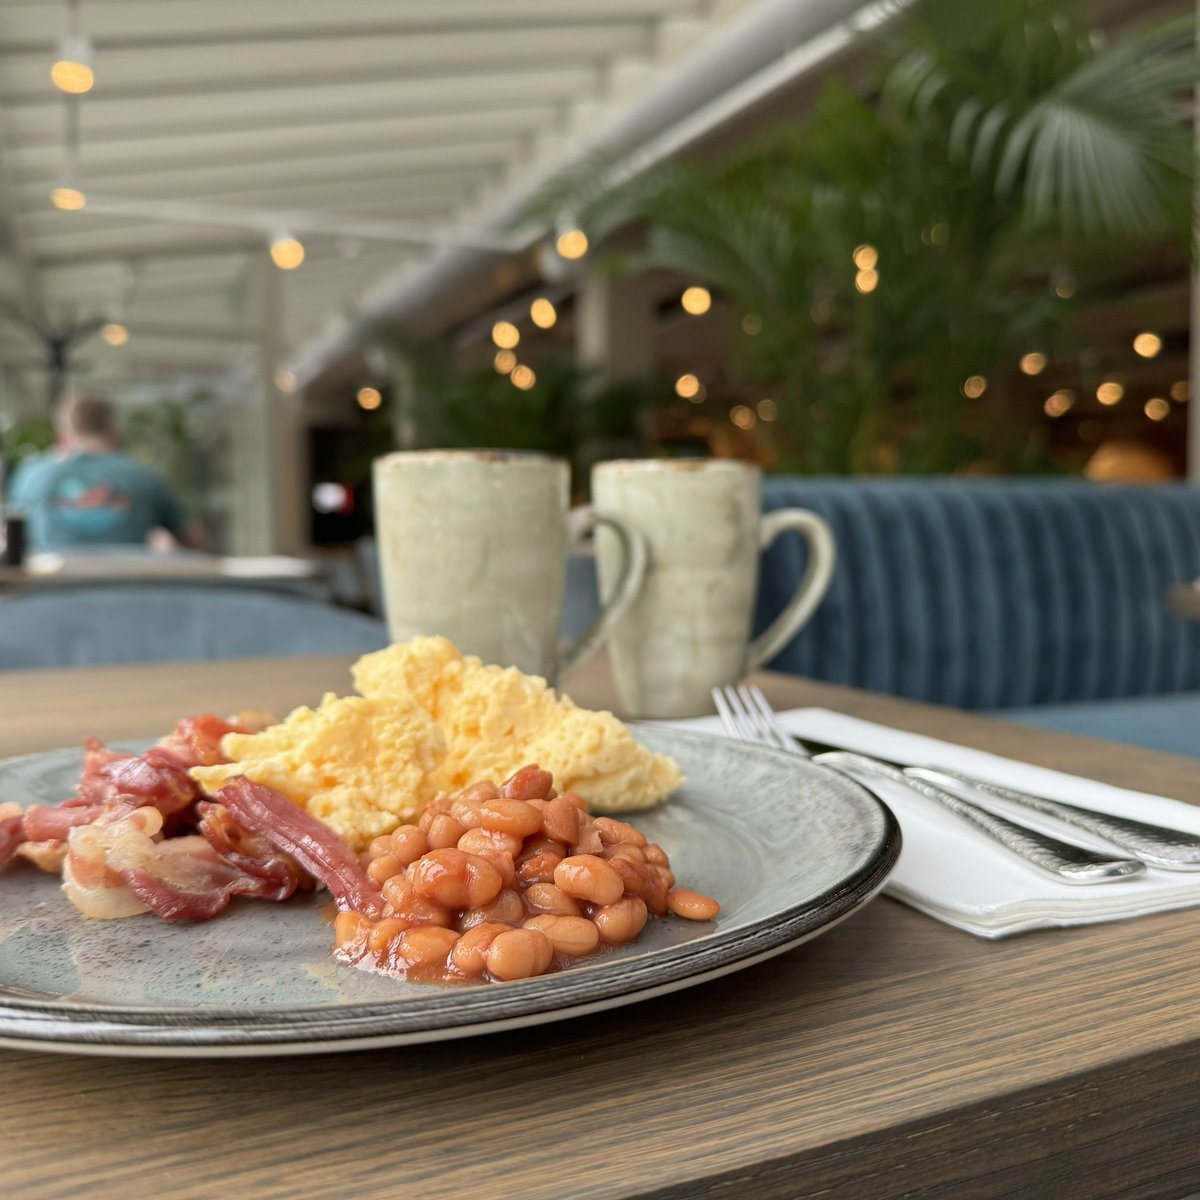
<box><xmin>907</xmin><ymin>767</ymin><xmax>1200</xmax><ymax>872</ymax></box>
<box><xmin>813</xmin><ymin>752</ymin><xmax>1144</xmax><ymax>884</ymax></box>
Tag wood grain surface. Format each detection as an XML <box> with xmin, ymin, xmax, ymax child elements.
<box><xmin>1</xmin><ymin>654</ymin><xmax>1199</xmax><ymax>1200</ymax></box>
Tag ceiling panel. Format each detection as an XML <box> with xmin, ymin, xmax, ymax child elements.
<box><xmin>0</xmin><ymin>0</ymin><xmax>753</xmax><ymax>382</ymax></box>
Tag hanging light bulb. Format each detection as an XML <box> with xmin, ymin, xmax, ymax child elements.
<box><xmin>51</xmin><ymin>36</ymin><xmax>94</xmax><ymax>94</ymax></box>
<box><xmin>52</xmin><ymin>0</ymin><xmax>94</xmax><ymax>96</ymax></box>
<box><xmin>681</xmin><ymin>286</ymin><xmax>712</xmax><ymax>315</ymax></box>
<box><xmin>100</xmin><ymin>322</ymin><xmax>128</xmax><ymax>346</ymax></box>
<box><xmin>269</xmin><ymin>234</ymin><xmax>305</xmax><ymax>270</ymax></box>
<box><xmin>491</xmin><ymin>321</ymin><xmax>520</xmax><ymax>350</ymax></box>
<box><xmin>554</xmin><ymin>218</ymin><xmax>588</xmax><ymax>261</ymax></box>
<box><xmin>530</xmin><ymin>298</ymin><xmax>557</xmax><ymax>329</ymax></box>
<box><xmin>50</xmin><ymin>184</ymin><xmax>86</xmax><ymax>211</ymax></box>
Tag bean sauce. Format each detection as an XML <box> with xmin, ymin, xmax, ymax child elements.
<box><xmin>332</xmin><ymin>765</ymin><xmax>719</xmax><ymax>984</ymax></box>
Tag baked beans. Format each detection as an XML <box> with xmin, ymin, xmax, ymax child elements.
<box><xmin>333</xmin><ymin>763</ymin><xmax>719</xmax><ymax>985</ymax></box>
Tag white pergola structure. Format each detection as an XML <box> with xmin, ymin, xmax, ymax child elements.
<box><xmin>0</xmin><ymin>0</ymin><xmax>894</xmax><ymax>549</ymax></box>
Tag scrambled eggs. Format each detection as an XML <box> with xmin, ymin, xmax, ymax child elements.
<box><xmin>192</xmin><ymin>637</ymin><xmax>683</xmax><ymax>850</ymax></box>
<box><xmin>192</xmin><ymin>693</ymin><xmax>447</xmax><ymax>848</ymax></box>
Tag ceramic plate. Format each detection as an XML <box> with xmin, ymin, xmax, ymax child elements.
<box><xmin>0</xmin><ymin>726</ymin><xmax>900</xmax><ymax>1058</ymax></box>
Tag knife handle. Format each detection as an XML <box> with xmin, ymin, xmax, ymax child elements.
<box><xmin>907</xmin><ymin>767</ymin><xmax>1200</xmax><ymax>872</ymax></box>
<box><xmin>813</xmin><ymin>751</ymin><xmax>1144</xmax><ymax>884</ymax></box>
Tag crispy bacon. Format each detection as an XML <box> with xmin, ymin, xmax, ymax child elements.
<box><xmin>16</xmin><ymin>839</ymin><xmax>67</xmax><ymax>873</ymax></box>
<box><xmin>215</xmin><ymin>777</ymin><xmax>385</xmax><ymax>919</ymax></box>
<box><xmin>21</xmin><ymin>797</ymin><xmax>103</xmax><ymax>842</ymax></box>
<box><xmin>196</xmin><ymin>800</ymin><xmax>311</xmax><ymax>895</ymax></box>
<box><xmin>63</xmin><ymin>805</ymin><xmax>303</xmax><ymax>922</ymax></box>
<box><xmin>0</xmin><ymin>802</ymin><xmax>24</xmax><ymax>867</ymax></box>
<box><xmin>154</xmin><ymin>715</ymin><xmax>249</xmax><ymax>770</ymax></box>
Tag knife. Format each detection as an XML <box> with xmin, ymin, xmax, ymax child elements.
<box><xmin>796</xmin><ymin>735</ymin><xmax>1200</xmax><ymax>871</ymax></box>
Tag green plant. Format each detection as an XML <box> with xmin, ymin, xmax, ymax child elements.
<box><xmin>123</xmin><ymin>388</ymin><xmax>228</xmax><ymax>529</ymax></box>
<box><xmin>552</xmin><ymin>0</ymin><xmax>1195</xmax><ymax>474</ymax></box>
<box><xmin>402</xmin><ymin>350</ymin><xmax>671</xmax><ymax>486</ymax></box>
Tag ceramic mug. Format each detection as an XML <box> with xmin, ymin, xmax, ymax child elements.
<box><xmin>591</xmin><ymin>459</ymin><xmax>835</xmax><ymax>717</ymax></box>
<box><xmin>373</xmin><ymin>450</ymin><xmax>646</xmax><ymax>682</ymax></box>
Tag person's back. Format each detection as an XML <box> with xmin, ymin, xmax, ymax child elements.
<box><xmin>10</xmin><ymin>449</ymin><xmax>187</xmax><ymax>551</ymax></box>
<box><xmin>5</xmin><ymin>392</ymin><xmax>207</xmax><ymax>554</ymax></box>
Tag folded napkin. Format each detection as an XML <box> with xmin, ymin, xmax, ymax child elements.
<box><xmin>668</xmin><ymin>708</ymin><xmax>1200</xmax><ymax>938</ymax></box>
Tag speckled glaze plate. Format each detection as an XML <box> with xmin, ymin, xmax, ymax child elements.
<box><xmin>0</xmin><ymin>727</ymin><xmax>900</xmax><ymax>1058</ymax></box>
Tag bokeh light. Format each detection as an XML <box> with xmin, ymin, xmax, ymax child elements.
<box><xmin>491</xmin><ymin>321</ymin><xmax>520</xmax><ymax>349</ymax></box>
<box><xmin>1133</xmin><ymin>332</ymin><xmax>1163</xmax><ymax>358</ymax></box>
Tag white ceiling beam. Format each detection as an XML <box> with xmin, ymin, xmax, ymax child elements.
<box><xmin>0</xmin><ymin>27</ymin><xmax>654</xmax><ymax>99</ymax></box>
<box><xmin>0</xmin><ymin>0</ymin><xmax>695</xmax><ymax>46</ymax></box>
<box><xmin>1</xmin><ymin>68</ymin><xmax>598</xmax><ymax>143</ymax></box>
<box><xmin>9</xmin><ymin>106</ymin><xmax>555</xmax><ymax>179</ymax></box>
<box><xmin>15</xmin><ymin>141</ymin><xmax>520</xmax><ymax>199</ymax></box>
<box><xmin>31</xmin><ymin>194</ymin><xmax>526</xmax><ymax>254</ymax></box>
<box><xmin>19</xmin><ymin>190</ymin><xmax>459</xmax><ymax>242</ymax></box>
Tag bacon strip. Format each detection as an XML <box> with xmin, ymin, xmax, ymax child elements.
<box><xmin>121</xmin><ymin>838</ymin><xmax>299</xmax><ymax>922</ymax></box>
<box><xmin>196</xmin><ymin>801</ymin><xmax>311</xmax><ymax>895</ymax></box>
<box><xmin>0</xmin><ymin>802</ymin><xmax>24</xmax><ymax>867</ymax></box>
<box><xmin>21</xmin><ymin>798</ymin><xmax>102</xmax><ymax>843</ymax></box>
<box><xmin>214</xmin><ymin>777</ymin><xmax>385</xmax><ymax>918</ymax></box>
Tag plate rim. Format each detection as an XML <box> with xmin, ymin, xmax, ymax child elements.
<box><xmin>0</xmin><ymin>725</ymin><xmax>901</xmax><ymax>1054</ymax></box>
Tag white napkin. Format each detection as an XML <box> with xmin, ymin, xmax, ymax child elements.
<box><xmin>667</xmin><ymin>708</ymin><xmax>1200</xmax><ymax>938</ymax></box>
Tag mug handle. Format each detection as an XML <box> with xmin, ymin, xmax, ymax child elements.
<box><xmin>745</xmin><ymin>508</ymin><xmax>836</xmax><ymax>672</ymax></box>
<box><xmin>559</xmin><ymin>506</ymin><xmax>648</xmax><ymax>682</ymax></box>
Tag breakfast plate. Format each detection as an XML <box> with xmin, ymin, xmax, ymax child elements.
<box><xmin>0</xmin><ymin>726</ymin><xmax>900</xmax><ymax>1057</ymax></box>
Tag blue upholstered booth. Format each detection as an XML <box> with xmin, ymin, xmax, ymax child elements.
<box><xmin>756</xmin><ymin>478</ymin><xmax>1200</xmax><ymax>758</ymax></box>
<box><xmin>0</xmin><ymin>584</ymin><xmax>390</xmax><ymax>670</ymax></box>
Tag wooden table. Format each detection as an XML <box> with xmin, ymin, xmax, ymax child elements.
<box><xmin>2</xmin><ymin>656</ymin><xmax>1200</xmax><ymax>1200</ymax></box>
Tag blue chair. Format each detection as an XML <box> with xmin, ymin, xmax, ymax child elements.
<box><xmin>0</xmin><ymin>584</ymin><xmax>390</xmax><ymax>670</ymax></box>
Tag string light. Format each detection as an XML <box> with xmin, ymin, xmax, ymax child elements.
<box><xmin>51</xmin><ymin>20</ymin><xmax>93</xmax><ymax>95</ymax></box>
<box><xmin>554</xmin><ymin>228</ymin><xmax>588</xmax><ymax>260</ymax></box>
<box><xmin>511</xmin><ymin>364</ymin><xmax>536</xmax><ymax>390</ymax></box>
<box><xmin>356</xmin><ymin>386</ymin><xmax>382</xmax><ymax>411</ymax></box>
<box><xmin>1144</xmin><ymin>397</ymin><xmax>1170</xmax><ymax>421</ymax></box>
<box><xmin>1044</xmin><ymin>389</ymin><xmax>1075</xmax><ymax>417</ymax></box>
<box><xmin>855</xmin><ymin>269</ymin><xmax>878</xmax><ymax>294</ymax></box>
<box><xmin>269</xmin><ymin>235</ymin><xmax>305</xmax><ymax>270</ymax></box>
<box><xmin>674</xmin><ymin>373</ymin><xmax>701</xmax><ymax>400</ymax></box>
<box><xmin>51</xmin><ymin>56</ymin><xmax>93</xmax><ymax>94</ymax></box>
<box><xmin>1170</xmin><ymin>381</ymin><xmax>1190</xmax><ymax>403</ymax></box>
<box><xmin>681</xmin><ymin>286</ymin><xmax>712</xmax><ymax>315</ymax></box>
<box><xmin>961</xmin><ymin>376</ymin><xmax>987</xmax><ymax>399</ymax></box>
<box><xmin>491</xmin><ymin>321</ymin><xmax>520</xmax><ymax>350</ymax></box>
<box><xmin>756</xmin><ymin>398</ymin><xmax>777</xmax><ymax>421</ymax></box>
<box><xmin>1019</xmin><ymin>353</ymin><xmax>1047</xmax><ymax>376</ymax></box>
<box><xmin>493</xmin><ymin>349</ymin><xmax>517</xmax><ymax>374</ymax></box>
<box><xmin>928</xmin><ymin>223</ymin><xmax>949</xmax><ymax>246</ymax></box>
<box><xmin>741</xmin><ymin>313</ymin><xmax>762</xmax><ymax>336</ymax></box>
<box><xmin>50</xmin><ymin>185</ymin><xmax>86</xmax><ymax>211</ymax></box>
<box><xmin>100</xmin><ymin>322</ymin><xmax>128</xmax><ymax>346</ymax></box>
<box><xmin>730</xmin><ymin>405</ymin><xmax>757</xmax><ymax>430</ymax></box>
<box><xmin>274</xmin><ymin>369</ymin><xmax>297</xmax><ymax>394</ymax></box>
<box><xmin>1133</xmin><ymin>332</ymin><xmax>1163</xmax><ymax>358</ymax></box>
<box><xmin>852</xmin><ymin>244</ymin><xmax>878</xmax><ymax>270</ymax></box>
<box><xmin>1096</xmin><ymin>381</ymin><xmax>1124</xmax><ymax>406</ymax></box>
<box><xmin>529</xmin><ymin>298</ymin><xmax>557</xmax><ymax>329</ymax></box>
<box><xmin>1054</xmin><ymin>281</ymin><xmax>1075</xmax><ymax>299</ymax></box>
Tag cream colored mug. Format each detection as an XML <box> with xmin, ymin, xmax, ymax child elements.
<box><xmin>373</xmin><ymin>450</ymin><xmax>646</xmax><ymax>682</ymax></box>
<box><xmin>592</xmin><ymin>459</ymin><xmax>835</xmax><ymax>718</ymax></box>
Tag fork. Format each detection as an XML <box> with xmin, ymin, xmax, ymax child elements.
<box><xmin>713</xmin><ymin>684</ymin><xmax>1145</xmax><ymax>884</ymax></box>
<box><xmin>721</xmin><ymin>684</ymin><xmax>1200</xmax><ymax>872</ymax></box>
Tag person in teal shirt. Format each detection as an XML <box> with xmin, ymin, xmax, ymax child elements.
<box><xmin>6</xmin><ymin>392</ymin><xmax>210</xmax><ymax>553</ymax></box>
